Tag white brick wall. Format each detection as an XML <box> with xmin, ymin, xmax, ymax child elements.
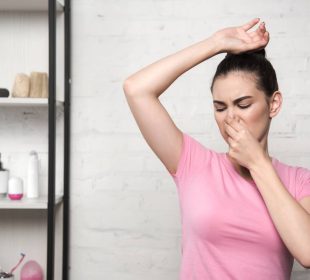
<box><xmin>70</xmin><ymin>0</ymin><xmax>310</xmax><ymax>279</ymax></box>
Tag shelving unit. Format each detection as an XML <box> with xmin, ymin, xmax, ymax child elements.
<box><xmin>0</xmin><ymin>98</ymin><xmax>63</xmax><ymax>107</ymax></box>
<box><xmin>0</xmin><ymin>195</ymin><xmax>63</xmax><ymax>210</ymax></box>
<box><xmin>0</xmin><ymin>0</ymin><xmax>71</xmax><ymax>280</ymax></box>
<box><xmin>0</xmin><ymin>0</ymin><xmax>64</xmax><ymax>11</ymax></box>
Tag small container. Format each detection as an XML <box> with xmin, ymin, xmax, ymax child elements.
<box><xmin>0</xmin><ymin>272</ymin><xmax>14</xmax><ymax>279</ymax></box>
<box><xmin>0</xmin><ymin>88</ymin><xmax>9</xmax><ymax>98</ymax></box>
<box><xmin>8</xmin><ymin>177</ymin><xmax>23</xmax><ymax>200</ymax></box>
<box><xmin>0</xmin><ymin>153</ymin><xmax>9</xmax><ymax>198</ymax></box>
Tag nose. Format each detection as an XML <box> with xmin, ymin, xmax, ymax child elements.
<box><xmin>225</xmin><ymin>108</ymin><xmax>236</xmax><ymax>121</ymax></box>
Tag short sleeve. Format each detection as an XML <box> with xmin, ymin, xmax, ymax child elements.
<box><xmin>168</xmin><ymin>132</ymin><xmax>213</xmax><ymax>182</ymax></box>
<box><xmin>295</xmin><ymin>167</ymin><xmax>310</xmax><ymax>201</ymax></box>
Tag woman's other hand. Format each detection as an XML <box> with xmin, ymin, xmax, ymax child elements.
<box><xmin>212</xmin><ymin>18</ymin><xmax>269</xmax><ymax>55</ymax></box>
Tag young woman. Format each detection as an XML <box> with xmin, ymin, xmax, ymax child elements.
<box><xmin>123</xmin><ymin>18</ymin><xmax>310</xmax><ymax>279</ymax></box>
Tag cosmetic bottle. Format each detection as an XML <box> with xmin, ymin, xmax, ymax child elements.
<box><xmin>27</xmin><ymin>151</ymin><xmax>40</xmax><ymax>198</ymax></box>
<box><xmin>8</xmin><ymin>177</ymin><xmax>23</xmax><ymax>200</ymax></box>
<box><xmin>0</xmin><ymin>153</ymin><xmax>9</xmax><ymax>198</ymax></box>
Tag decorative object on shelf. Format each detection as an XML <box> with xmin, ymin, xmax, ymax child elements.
<box><xmin>11</xmin><ymin>73</ymin><xmax>30</xmax><ymax>98</ymax></box>
<box><xmin>20</xmin><ymin>260</ymin><xmax>43</xmax><ymax>280</ymax></box>
<box><xmin>0</xmin><ymin>253</ymin><xmax>25</xmax><ymax>279</ymax></box>
<box><xmin>29</xmin><ymin>72</ymin><xmax>48</xmax><ymax>98</ymax></box>
<box><xmin>0</xmin><ymin>153</ymin><xmax>9</xmax><ymax>198</ymax></box>
<box><xmin>8</xmin><ymin>177</ymin><xmax>23</xmax><ymax>200</ymax></box>
<box><xmin>27</xmin><ymin>151</ymin><xmax>40</xmax><ymax>199</ymax></box>
<box><xmin>0</xmin><ymin>88</ymin><xmax>9</xmax><ymax>98</ymax></box>
<box><xmin>0</xmin><ymin>271</ymin><xmax>13</xmax><ymax>279</ymax></box>
<box><xmin>9</xmin><ymin>253</ymin><xmax>25</xmax><ymax>278</ymax></box>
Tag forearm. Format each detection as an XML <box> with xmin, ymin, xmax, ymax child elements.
<box><xmin>123</xmin><ymin>36</ymin><xmax>220</xmax><ymax>98</ymax></box>
<box><xmin>250</xmin><ymin>159</ymin><xmax>310</xmax><ymax>267</ymax></box>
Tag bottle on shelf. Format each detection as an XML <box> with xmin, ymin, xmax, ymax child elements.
<box><xmin>27</xmin><ymin>151</ymin><xmax>40</xmax><ymax>198</ymax></box>
<box><xmin>0</xmin><ymin>153</ymin><xmax>9</xmax><ymax>198</ymax></box>
<box><xmin>8</xmin><ymin>177</ymin><xmax>24</xmax><ymax>200</ymax></box>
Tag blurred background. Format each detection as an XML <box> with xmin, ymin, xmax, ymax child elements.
<box><xmin>70</xmin><ymin>0</ymin><xmax>310</xmax><ymax>279</ymax></box>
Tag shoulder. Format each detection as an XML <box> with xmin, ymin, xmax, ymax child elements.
<box><xmin>170</xmin><ymin>132</ymin><xmax>223</xmax><ymax>180</ymax></box>
<box><xmin>273</xmin><ymin>157</ymin><xmax>310</xmax><ymax>180</ymax></box>
<box><xmin>272</xmin><ymin>157</ymin><xmax>310</xmax><ymax>201</ymax></box>
<box><xmin>182</xmin><ymin>132</ymin><xmax>221</xmax><ymax>160</ymax></box>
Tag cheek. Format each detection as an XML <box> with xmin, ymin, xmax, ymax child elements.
<box><xmin>241</xmin><ymin>106</ymin><xmax>270</xmax><ymax>136</ymax></box>
<box><xmin>214</xmin><ymin>114</ymin><xmax>223</xmax><ymax>128</ymax></box>
<box><xmin>214</xmin><ymin>114</ymin><xmax>228</xmax><ymax>138</ymax></box>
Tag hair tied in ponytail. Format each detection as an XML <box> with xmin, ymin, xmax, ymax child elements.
<box><xmin>225</xmin><ymin>49</ymin><xmax>266</xmax><ymax>58</ymax></box>
<box><xmin>251</xmin><ymin>48</ymin><xmax>266</xmax><ymax>58</ymax></box>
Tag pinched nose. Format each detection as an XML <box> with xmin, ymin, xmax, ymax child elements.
<box><xmin>224</xmin><ymin>109</ymin><xmax>237</xmax><ymax>122</ymax></box>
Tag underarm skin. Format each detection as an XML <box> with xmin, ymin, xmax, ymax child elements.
<box><xmin>250</xmin><ymin>159</ymin><xmax>310</xmax><ymax>268</ymax></box>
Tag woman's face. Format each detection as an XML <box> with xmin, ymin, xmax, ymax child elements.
<box><xmin>212</xmin><ymin>71</ymin><xmax>272</xmax><ymax>145</ymax></box>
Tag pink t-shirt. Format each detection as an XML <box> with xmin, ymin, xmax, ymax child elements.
<box><xmin>169</xmin><ymin>132</ymin><xmax>310</xmax><ymax>280</ymax></box>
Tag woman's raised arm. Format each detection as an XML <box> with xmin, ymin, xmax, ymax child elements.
<box><xmin>123</xmin><ymin>18</ymin><xmax>269</xmax><ymax>175</ymax></box>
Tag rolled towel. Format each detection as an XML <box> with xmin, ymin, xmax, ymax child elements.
<box><xmin>12</xmin><ymin>73</ymin><xmax>30</xmax><ymax>98</ymax></box>
<box><xmin>29</xmin><ymin>72</ymin><xmax>48</xmax><ymax>98</ymax></box>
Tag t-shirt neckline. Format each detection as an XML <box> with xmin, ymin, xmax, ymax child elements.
<box><xmin>221</xmin><ymin>152</ymin><xmax>277</xmax><ymax>185</ymax></box>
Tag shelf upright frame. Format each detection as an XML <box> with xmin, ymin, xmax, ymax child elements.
<box><xmin>63</xmin><ymin>0</ymin><xmax>71</xmax><ymax>279</ymax></box>
<box><xmin>47</xmin><ymin>0</ymin><xmax>57</xmax><ymax>279</ymax></box>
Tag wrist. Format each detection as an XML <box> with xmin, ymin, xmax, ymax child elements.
<box><xmin>209</xmin><ymin>32</ymin><xmax>225</xmax><ymax>55</ymax></box>
<box><xmin>249</xmin><ymin>154</ymin><xmax>273</xmax><ymax>174</ymax></box>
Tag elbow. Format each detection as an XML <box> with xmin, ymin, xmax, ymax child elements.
<box><xmin>123</xmin><ymin>77</ymin><xmax>137</xmax><ymax>97</ymax></box>
<box><xmin>123</xmin><ymin>77</ymin><xmax>152</xmax><ymax>98</ymax></box>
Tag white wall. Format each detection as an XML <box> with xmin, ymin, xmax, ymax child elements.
<box><xmin>70</xmin><ymin>0</ymin><xmax>310</xmax><ymax>279</ymax></box>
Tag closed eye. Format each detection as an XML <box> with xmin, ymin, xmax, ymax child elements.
<box><xmin>214</xmin><ymin>104</ymin><xmax>251</xmax><ymax>112</ymax></box>
<box><xmin>238</xmin><ymin>104</ymin><xmax>251</xmax><ymax>109</ymax></box>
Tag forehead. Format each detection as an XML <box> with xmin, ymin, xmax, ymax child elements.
<box><xmin>212</xmin><ymin>71</ymin><xmax>263</xmax><ymax>101</ymax></box>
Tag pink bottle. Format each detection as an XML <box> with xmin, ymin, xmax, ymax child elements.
<box><xmin>20</xmin><ymin>260</ymin><xmax>43</xmax><ymax>280</ymax></box>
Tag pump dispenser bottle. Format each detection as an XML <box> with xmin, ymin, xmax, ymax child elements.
<box><xmin>0</xmin><ymin>153</ymin><xmax>9</xmax><ymax>198</ymax></box>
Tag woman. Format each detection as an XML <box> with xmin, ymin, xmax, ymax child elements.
<box><xmin>123</xmin><ymin>18</ymin><xmax>310</xmax><ymax>279</ymax></box>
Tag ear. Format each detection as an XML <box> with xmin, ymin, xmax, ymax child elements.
<box><xmin>269</xmin><ymin>91</ymin><xmax>282</xmax><ymax>118</ymax></box>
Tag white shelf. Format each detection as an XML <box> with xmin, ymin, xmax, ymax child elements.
<box><xmin>0</xmin><ymin>0</ymin><xmax>64</xmax><ymax>11</ymax></box>
<box><xmin>0</xmin><ymin>195</ymin><xmax>63</xmax><ymax>209</ymax></box>
<box><xmin>0</xmin><ymin>97</ymin><xmax>63</xmax><ymax>106</ymax></box>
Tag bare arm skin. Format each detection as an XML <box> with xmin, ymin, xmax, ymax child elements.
<box><xmin>123</xmin><ymin>18</ymin><xmax>268</xmax><ymax>174</ymax></box>
<box><xmin>250</xmin><ymin>159</ymin><xmax>310</xmax><ymax>268</ymax></box>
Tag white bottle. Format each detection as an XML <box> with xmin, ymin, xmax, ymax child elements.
<box><xmin>27</xmin><ymin>151</ymin><xmax>40</xmax><ymax>198</ymax></box>
<box><xmin>0</xmin><ymin>153</ymin><xmax>9</xmax><ymax>198</ymax></box>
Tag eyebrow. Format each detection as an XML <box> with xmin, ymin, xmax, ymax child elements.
<box><xmin>213</xmin><ymin>96</ymin><xmax>253</xmax><ymax>106</ymax></box>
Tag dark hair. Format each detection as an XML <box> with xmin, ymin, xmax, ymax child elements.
<box><xmin>210</xmin><ymin>49</ymin><xmax>278</xmax><ymax>98</ymax></box>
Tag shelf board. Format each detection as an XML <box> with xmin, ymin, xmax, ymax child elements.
<box><xmin>0</xmin><ymin>0</ymin><xmax>64</xmax><ymax>11</ymax></box>
<box><xmin>0</xmin><ymin>97</ymin><xmax>63</xmax><ymax>107</ymax></box>
<box><xmin>0</xmin><ymin>195</ymin><xmax>63</xmax><ymax>209</ymax></box>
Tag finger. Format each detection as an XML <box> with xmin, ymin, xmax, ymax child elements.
<box><xmin>227</xmin><ymin>136</ymin><xmax>235</xmax><ymax>147</ymax></box>
<box><xmin>225</xmin><ymin>116</ymin><xmax>242</xmax><ymax>132</ymax></box>
<box><xmin>264</xmin><ymin>31</ymin><xmax>270</xmax><ymax>43</ymax></box>
<box><xmin>233</xmin><ymin>116</ymin><xmax>245</xmax><ymax>131</ymax></box>
<box><xmin>245</xmin><ymin>35</ymin><xmax>269</xmax><ymax>50</ymax></box>
<box><xmin>241</xmin><ymin>18</ymin><xmax>260</xmax><ymax>32</ymax></box>
<box><xmin>258</xmin><ymin>21</ymin><xmax>266</xmax><ymax>34</ymax></box>
<box><xmin>249</xmin><ymin>25</ymin><xmax>267</xmax><ymax>41</ymax></box>
<box><xmin>225</xmin><ymin>122</ymin><xmax>239</xmax><ymax>140</ymax></box>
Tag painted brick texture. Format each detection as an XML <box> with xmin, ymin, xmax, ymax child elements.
<box><xmin>70</xmin><ymin>1</ymin><xmax>310</xmax><ymax>279</ymax></box>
